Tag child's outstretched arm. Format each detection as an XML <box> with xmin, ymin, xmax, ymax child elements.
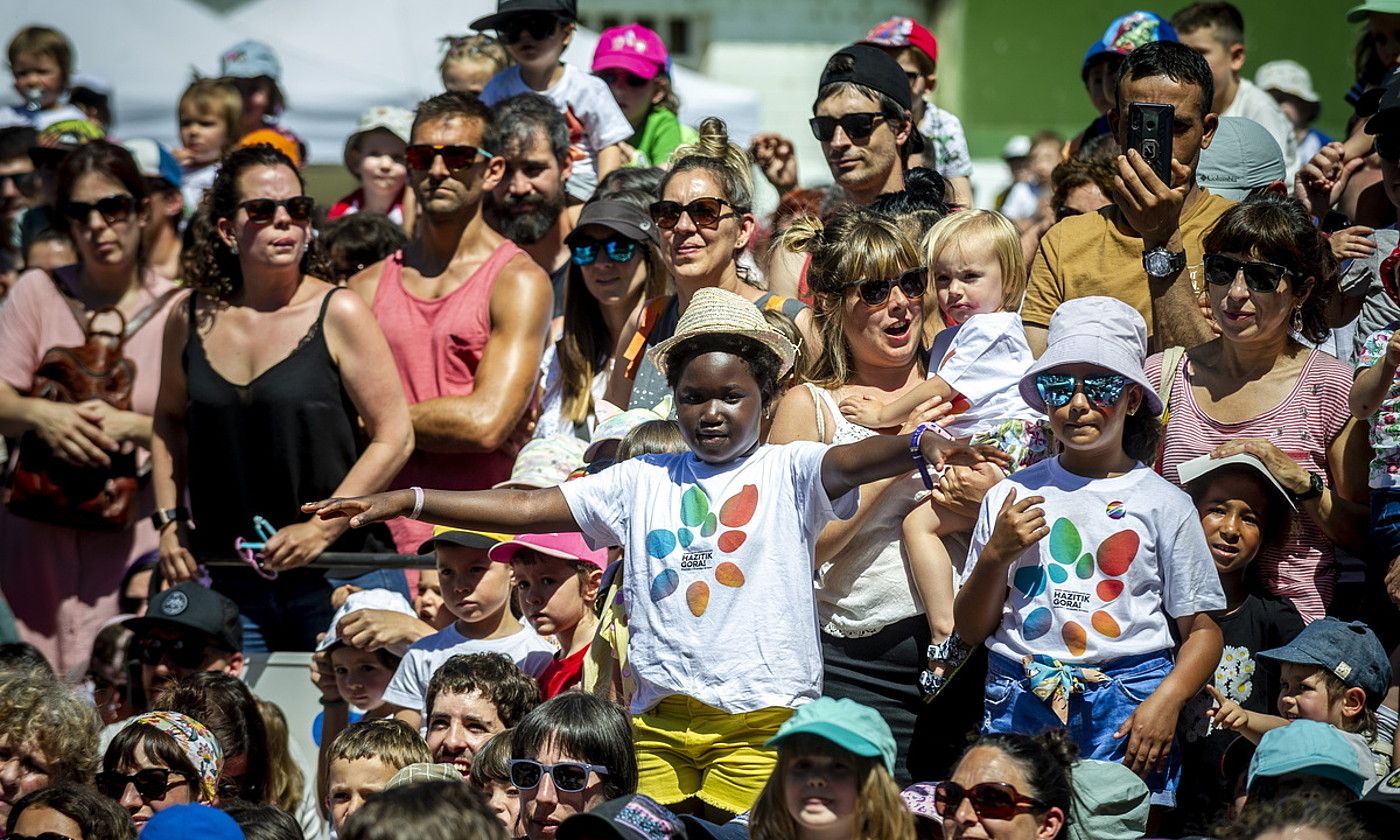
<box><xmin>840</xmin><ymin>376</ymin><xmax>955</xmax><ymax>429</ymax></box>
<box><xmin>1114</xmin><ymin>611</ymin><xmax>1223</xmax><ymax>777</ymax></box>
<box><xmin>304</xmin><ymin>486</ymin><xmax>579</xmax><ymax>534</ymax></box>
<box><xmin>954</xmin><ymin>489</ymin><xmax>1047</xmax><ymax>645</ymax></box>
<box><xmin>1350</xmin><ymin>331</ymin><xmax>1400</xmax><ymax>418</ymax></box>
<box><xmin>596</xmin><ymin>143</ymin><xmax>625</xmax><ymax>181</ymax></box>
<box><xmin>819</xmin><ymin>426</ymin><xmax>1011</xmax><ymax>501</ymax></box>
<box><xmin>1205</xmin><ymin>685</ymin><xmax>1288</xmax><ymax>744</ymax></box>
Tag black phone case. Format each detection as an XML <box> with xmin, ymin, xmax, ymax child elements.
<box><xmin>1127</xmin><ymin>102</ymin><xmax>1174</xmax><ymax>185</ymax></box>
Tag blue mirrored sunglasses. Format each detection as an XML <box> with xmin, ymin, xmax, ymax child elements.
<box><xmin>1034</xmin><ymin>373</ymin><xmax>1131</xmax><ymax>409</ymax></box>
<box><xmin>571</xmin><ymin>237</ymin><xmax>639</xmax><ymax>267</ymax></box>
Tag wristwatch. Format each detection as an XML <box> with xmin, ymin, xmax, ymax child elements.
<box><xmin>1143</xmin><ymin>246</ymin><xmax>1187</xmax><ymax>279</ymax></box>
<box><xmin>150</xmin><ymin>507</ymin><xmax>189</xmax><ymax>531</ymax></box>
<box><xmin>1290</xmin><ymin>473</ymin><xmax>1325</xmax><ymax>504</ymax></box>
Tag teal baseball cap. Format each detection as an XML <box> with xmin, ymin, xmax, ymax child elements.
<box><xmin>1350</xmin><ymin>1</ymin><xmax>1400</xmax><ymax>22</ymax></box>
<box><xmin>1248</xmin><ymin>720</ymin><xmax>1369</xmax><ymax>798</ymax></box>
<box><xmin>767</xmin><ymin>697</ymin><xmax>896</xmax><ymax>774</ymax></box>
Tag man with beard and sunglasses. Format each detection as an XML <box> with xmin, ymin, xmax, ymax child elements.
<box><xmin>349</xmin><ymin>92</ymin><xmax>552</xmax><ymax>555</ymax></box>
<box><xmin>121</xmin><ymin>583</ymin><xmax>243</xmax><ymax>714</ymax></box>
<box><xmin>484</xmin><ymin>94</ymin><xmax>577</xmax><ymax>317</ymax></box>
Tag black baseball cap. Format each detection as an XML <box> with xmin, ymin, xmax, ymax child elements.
<box><xmin>471</xmin><ymin>0</ymin><xmax>577</xmax><ymax>32</ymax></box>
<box><xmin>818</xmin><ymin>44</ymin><xmax>913</xmax><ymax>113</ymax></box>
<box><xmin>1365</xmin><ymin>66</ymin><xmax>1400</xmax><ymax>133</ymax></box>
<box><xmin>124</xmin><ymin>582</ymin><xmax>243</xmax><ymax>653</ymax></box>
<box><xmin>558</xmin><ymin>795</ymin><xmax>688</xmax><ymax>840</ymax></box>
<box><xmin>566</xmin><ymin>199</ymin><xmax>661</xmax><ymax>247</ymax></box>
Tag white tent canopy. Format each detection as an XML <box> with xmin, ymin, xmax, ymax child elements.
<box><xmin>6</xmin><ymin>0</ymin><xmax>762</xmax><ymax>164</ymax></box>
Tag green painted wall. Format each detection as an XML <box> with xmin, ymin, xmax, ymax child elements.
<box><xmin>937</xmin><ymin>0</ymin><xmax>1359</xmax><ymax>158</ymax></box>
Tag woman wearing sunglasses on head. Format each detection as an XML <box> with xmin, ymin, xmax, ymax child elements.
<box><xmin>7</xmin><ymin>784</ymin><xmax>134</xmax><ymax>840</ymax></box>
<box><xmin>1146</xmin><ymin>195</ymin><xmax>1370</xmax><ymax>623</ymax></box>
<box><xmin>937</xmin><ymin>731</ymin><xmax>1074</xmax><ymax>840</ymax></box>
<box><xmin>604</xmin><ymin>117</ymin><xmax>816</xmax><ymax>411</ymax></box>
<box><xmin>509</xmin><ymin>693</ymin><xmax>635</xmax><ymax>840</ymax></box>
<box><xmin>99</xmin><ymin>711</ymin><xmax>221</xmax><ymax>834</ymax></box>
<box><xmin>150</xmin><ymin>144</ymin><xmax>413</xmax><ymax>652</ymax></box>
<box><xmin>535</xmin><ymin>194</ymin><xmax>668</xmax><ymax>440</ymax></box>
<box><xmin>0</xmin><ymin>141</ymin><xmax>181</xmax><ymax>675</ymax></box>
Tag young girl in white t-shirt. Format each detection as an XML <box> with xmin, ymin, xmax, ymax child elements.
<box><xmin>954</xmin><ymin>295</ymin><xmax>1225</xmax><ymax>807</ymax></box>
<box><xmin>839</xmin><ymin>210</ymin><xmax>1047</xmax><ymax>700</ymax></box>
<box><xmin>306</xmin><ymin>287</ymin><xmax>1006</xmax><ymax>816</ymax></box>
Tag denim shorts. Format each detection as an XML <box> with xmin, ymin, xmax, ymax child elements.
<box><xmin>1371</xmin><ymin>488</ymin><xmax>1400</xmax><ymax>562</ymax></box>
<box><xmin>982</xmin><ymin>650</ymin><xmax>1179</xmax><ymax>807</ymax></box>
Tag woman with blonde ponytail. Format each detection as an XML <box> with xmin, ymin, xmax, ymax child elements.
<box><xmin>604</xmin><ymin>117</ymin><xmax>816</xmax><ymax>410</ymax></box>
<box><xmin>768</xmin><ymin>204</ymin><xmax>986</xmax><ymax>784</ymax></box>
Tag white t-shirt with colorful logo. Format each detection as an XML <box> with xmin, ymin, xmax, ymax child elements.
<box><xmin>560</xmin><ymin>443</ymin><xmax>857</xmax><ymax>715</ymax></box>
<box><xmin>963</xmin><ymin>458</ymin><xmax>1224</xmax><ymax>665</ymax></box>
<box><xmin>928</xmin><ymin>311</ymin><xmax>1043</xmax><ymax>439</ymax></box>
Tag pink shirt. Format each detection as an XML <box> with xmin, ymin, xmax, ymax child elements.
<box><xmin>0</xmin><ymin>267</ymin><xmax>178</xmax><ymax>672</ymax></box>
<box><xmin>1147</xmin><ymin>349</ymin><xmax>1352</xmax><ymax>622</ymax></box>
<box><xmin>371</xmin><ymin>244</ymin><xmax>524</xmax><ymax>552</ymax></box>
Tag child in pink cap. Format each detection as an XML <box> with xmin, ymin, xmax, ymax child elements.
<box><xmin>490</xmin><ymin>532</ymin><xmax>606</xmax><ymax>697</ymax></box>
<box><xmin>591</xmin><ymin>24</ymin><xmax>691</xmax><ymax>167</ymax></box>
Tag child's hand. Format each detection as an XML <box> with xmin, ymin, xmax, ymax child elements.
<box><xmin>982</xmin><ymin>489</ymin><xmax>1048</xmax><ymax>563</ymax></box>
<box><xmin>303</xmin><ymin>489</ymin><xmax>412</xmax><ymax>528</ymax></box>
<box><xmin>171</xmin><ymin>146</ymin><xmax>195</xmax><ymax>167</ymax></box>
<box><xmin>1115</xmin><ymin>690</ymin><xmax>1180</xmax><ymax>777</ymax></box>
<box><xmin>1205</xmin><ymin>684</ymin><xmax>1250</xmax><ymax>732</ymax></box>
<box><xmin>309</xmin><ymin>637</ymin><xmax>341</xmax><ymax>702</ymax></box>
<box><xmin>1295</xmin><ymin>142</ymin><xmax>1363</xmax><ymax>218</ymax></box>
<box><xmin>1386</xmin><ymin>556</ymin><xmax>1400</xmax><ymax>607</ymax></box>
<box><xmin>750</xmin><ymin>132</ymin><xmax>798</xmax><ymax>193</ymax></box>
<box><xmin>839</xmin><ymin>393</ymin><xmax>889</xmax><ymax>427</ymax></box>
<box><xmin>1330</xmin><ymin>225</ymin><xmax>1377</xmax><ymax>263</ymax></box>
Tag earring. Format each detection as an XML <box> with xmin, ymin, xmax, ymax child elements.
<box><xmin>229</xmin><ymin>241</ymin><xmax>238</xmax><ymax>255</ymax></box>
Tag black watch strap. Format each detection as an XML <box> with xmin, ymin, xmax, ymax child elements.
<box><xmin>1291</xmin><ymin>473</ymin><xmax>1324</xmax><ymax>503</ymax></box>
<box><xmin>150</xmin><ymin>507</ymin><xmax>189</xmax><ymax>530</ymax></box>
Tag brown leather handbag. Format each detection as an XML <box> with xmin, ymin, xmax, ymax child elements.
<box><xmin>3</xmin><ymin>275</ymin><xmax>175</xmax><ymax>530</ymax></box>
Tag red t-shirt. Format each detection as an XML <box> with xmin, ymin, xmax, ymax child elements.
<box><xmin>537</xmin><ymin>644</ymin><xmax>589</xmax><ymax>698</ymax></box>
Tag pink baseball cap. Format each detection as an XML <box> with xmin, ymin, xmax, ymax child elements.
<box><xmin>489</xmin><ymin>532</ymin><xmax>608</xmax><ymax>570</ymax></box>
<box><xmin>592</xmin><ymin>24</ymin><xmax>670</xmax><ymax>80</ymax></box>
<box><xmin>861</xmin><ymin>17</ymin><xmax>938</xmax><ymax>66</ymax></box>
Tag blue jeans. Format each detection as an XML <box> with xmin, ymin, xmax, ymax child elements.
<box><xmin>983</xmin><ymin>650</ymin><xmax>1179</xmax><ymax>806</ymax></box>
<box><xmin>1371</xmin><ymin>488</ymin><xmax>1400</xmax><ymax>563</ymax></box>
<box><xmin>226</xmin><ymin>568</ymin><xmax>410</xmax><ymax>653</ymax></box>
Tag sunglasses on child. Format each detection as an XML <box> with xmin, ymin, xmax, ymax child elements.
<box><xmin>405</xmin><ymin>144</ymin><xmax>493</xmax><ymax>172</ymax></box>
<box><xmin>596</xmin><ymin>69</ymin><xmax>651</xmax><ymax>88</ymax></box>
<box><xmin>648</xmin><ymin>197</ymin><xmax>744</xmax><ymax>231</ymax></box>
<box><xmin>508</xmin><ymin>759</ymin><xmax>609</xmax><ymax>793</ymax></box>
<box><xmin>1034</xmin><ymin>373</ymin><xmax>1131</xmax><ymax>409</ymax></box>
<box><xmin>857</xmin><ymin>268</ymin><xmax>927</xmax><ymax>306</ymax></box>
<box><xmin>497</xmin><ymin>13</ymin><xmax>561</xmax><ymax>44</ymax></box>
<box><xmin>809</xmin><ymin>112</ymin><xmax>889</xmax><ymax>143</ymax></box>
<box><xmin>131</xmin><ymin>634</ymin><xmax>216</xmax><ymax>669</ymax></box>
<box><xmin>1202</xmin><ymin>253</ymin><xmax>1293</xmax><ymax>293</ymax></box>
<box><xmin>934</xmin><ymin>781</ymin><xmax>1049</xmax><ymax>821</ymax></box>
<box><xmin>59</xmin><ymin>193</ymin><xmax>136</xmax><ymax>225</ymax></box>
<box><xmin>96</xmin><ymin>768</ymin><xmax>188</xmax><ymax>801</ymax></box>
<box><xmin>571</xmin><ymin>237</ymin><xmax>640</xmax><ymax>266</ymax></box>
<box><xmin>238</xmin><ymin>196</ymin><xmax>315</xmax><ymax>224</ymax></box>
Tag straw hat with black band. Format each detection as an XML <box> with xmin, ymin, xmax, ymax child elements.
<box><xmin>647</xmin><ymin>286</ymin><xmax>797</xmax><ymax>379</ymax></box>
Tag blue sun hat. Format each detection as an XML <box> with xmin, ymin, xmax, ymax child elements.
<box><xmin>1018</xmin><ymin>297</ymin><xmax>1161</xmax><ymax>417</ymax></box>
<box><xmin>767</xmin><ymin>697</ymin><xmax>896</xmax><ymax>774</ymax></box>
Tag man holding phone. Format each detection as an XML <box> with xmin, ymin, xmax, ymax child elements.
<box><xmin>1023</xmin><ymin>40</ymin><xmax>1228</xmax><ymax>355</ymax></box>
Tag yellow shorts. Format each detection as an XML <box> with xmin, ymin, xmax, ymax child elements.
<box><xmin>632</xmin><ymin>695</ymin><xmax>793</xmax><ymax>815</ymax></box>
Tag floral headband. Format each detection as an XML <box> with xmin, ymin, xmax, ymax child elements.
<box><xmin>129</xmin><ymin>711</ymin><xmax>224</xmax><ymax>800</ymax></box>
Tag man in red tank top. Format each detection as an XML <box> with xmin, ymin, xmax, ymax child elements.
<box><xmin>350</xmin><ymin>92</ymin><xmax>553</xmax><ymax>553</ymax></box>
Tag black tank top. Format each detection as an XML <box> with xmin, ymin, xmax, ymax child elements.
<box><xmin>183</xmin><ymin>288</ymin><xmax>392</xmax><ymax>563</ymax></box>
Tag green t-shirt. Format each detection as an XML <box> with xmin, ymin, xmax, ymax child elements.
<box><xmin>628</xmin><ymin>107</ymin><xmax>692</xmax><ymax>168</ymax></box>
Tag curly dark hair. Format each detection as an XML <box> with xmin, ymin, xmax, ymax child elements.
<box><xmin>426</xmin><ymin>653</ymin><xmax>540</xmax><ymax>730</ymax></box>
<box><xmin>662</xmin><ymin>332</ymin><xmax>784</xmax><ymax>409</ymax></box>
<box><xmin>1202</xmin><ymin>194</ymin><xmax>1337</xmax><ymax>344</ymax></box>
<box><xmin>180</xmin><ymin>143</ymin><xmax>331</xmax><ymax>300</ymax></box>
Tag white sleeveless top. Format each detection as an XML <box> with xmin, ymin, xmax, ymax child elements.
<box><xmin>805</xmin><ymin>384</ymin><xmax>923</xmax><ymax>637</ymax></box>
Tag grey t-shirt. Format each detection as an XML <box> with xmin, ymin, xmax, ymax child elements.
<box><xmin>1340</xmin><ymin>226</ymin><xmax>1400</xmax><ymax>358</ymax></box>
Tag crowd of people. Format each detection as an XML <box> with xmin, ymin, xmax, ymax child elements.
<box><xmin>3</xmin><ymin>0</ymin><xmax>1400</xmax><ymax>839</ymax></box>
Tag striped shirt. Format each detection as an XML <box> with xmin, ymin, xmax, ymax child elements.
<box><xmin>1146</xmin><ymin>349</ymin><xmax>1353</xmax><ymax>622</ymax></box>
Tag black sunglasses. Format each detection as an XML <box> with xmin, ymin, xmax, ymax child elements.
<box><xmin>571</xmin><ymin>237</ymin><xmax>639</xmax><ymax>266</ymax></box>
<box><xmin>239</xmin><ymin>196</ymin><xmax>314</xmax><ymax>223</ymax></box>
<box><xmin>9</xmin><ymin>834</ymin><xmax>74</xmax><ymax>840</ymax></box>
<box><xmin>596</xmin><ymin>69</ymin><xmax>650</xmax><ymax>88</ymax></box>
<box><xmin>934</xmin><ymin>781</ymin><xmax>1049</xmax><ymax>821</ymax></box>
<box><xmin>0</xmin><ymin>171</ymin><xmax>36</xmax><ymax>194</ymax></box>
<box><xmin>59</xmin><ymin>193</ymin><xmax>135</xmax><ymax>225</ymax></box>
<box><xmin>405</xmin><ymin>144</ymin><xmax>492</xmax><ymax>172</ymax></box>
<box><xmin>1203</xmin><ymin>253</ymin><xmax>1292</xmax><ymax>293</ymax></box>
<box><xmin>508</xmin><ymin>759</ymin><xmax>608</xmax><ymax>793</ymax></box>
<box><xmin>498</xmin><ymin>13</ymin><xmax>561</xmax><ymax>44</ymax></box>
<box><xmin>809</xmin><ymin>112</ymin><xmax>889</xmax><ymax>143</ymax></box>
<box><xmin>96</xmin><ymin>768</ymin><xmax>188</xmax><ymax>801</ymax></box>
<box><xmin>857</xmin><ymin>267</ymin><xmax>927</xmax><ymax>306</ymax></box>
<box><xmin>1378</xmin><ymin>133</ymin><xmax>1400</xmax><ymax>162</ymax></box>
<box><xmin>648</xmin><ymin>197</ymin><xmax>744</xmax><ymax>231</ymax></box>
<box><xmin>132</xmin><ymin>634</ymin><xmax>215</xmax><ymax>670</ymax></box>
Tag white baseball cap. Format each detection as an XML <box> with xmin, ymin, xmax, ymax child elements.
<box><xmin>317</xmin><ymin>588</ymin><xmax>418</xmax><ymax>656</ymax></box>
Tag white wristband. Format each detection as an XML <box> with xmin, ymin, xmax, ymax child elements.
<box><xmin>409</xmin><ymin>486</ymin><xmax>425</xmax><ymax>520</ymax></box>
